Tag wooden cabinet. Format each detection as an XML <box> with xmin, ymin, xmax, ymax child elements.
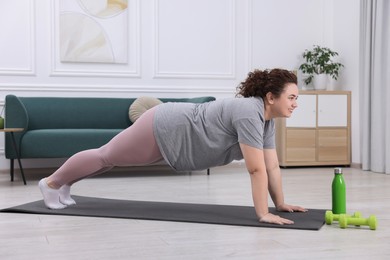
<box><xmin>275</xmin><ymin>90</ymin><xmax>351</xmax><ymax>167</ymax></box>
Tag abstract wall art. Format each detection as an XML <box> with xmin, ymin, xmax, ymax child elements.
<box><xmin>59</xmin><ymin>0</ymin><xmax>128</xmax><ymax>63</ymax></box>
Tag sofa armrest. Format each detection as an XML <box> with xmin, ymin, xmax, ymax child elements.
<box><xmin>5</xmin><ymin>95</ymin><xmax>29</xmax><ymax>159</ymax></box>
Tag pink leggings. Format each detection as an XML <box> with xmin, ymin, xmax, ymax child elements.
<box><xmin>48</xmin><ymin>107</ymin><xmax>163</xmax><ymax>188</ymax></box>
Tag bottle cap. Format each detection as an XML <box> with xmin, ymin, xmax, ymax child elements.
<box><xmin>334</xmin><ymin>167</ymin><xmax>343</xmax><ymax>174</ymax></box>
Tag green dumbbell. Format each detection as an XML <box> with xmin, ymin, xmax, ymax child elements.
<box><xmin>339</xmin><ymin>214</ymin><xmax>377</xmax><ymax>230</ymax></box>
<box><xmin>325</xmin><ymin>210</ymin><xmax>362</xmax><ymax>225</ymax></box>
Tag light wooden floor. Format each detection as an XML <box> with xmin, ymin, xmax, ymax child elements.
<box><xmin>0</xmin><ymin>164</ymin><xmax>389</xmax><ymax>260</ymax></box>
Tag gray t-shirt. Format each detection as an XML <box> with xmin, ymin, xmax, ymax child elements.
<box><xmin>153</xmin><ymin>97</ymin><xmax>275</xmax><ymax>171</ymax></box>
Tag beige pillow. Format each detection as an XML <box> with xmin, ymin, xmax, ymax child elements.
<box><xmin>129</xmin><ymin>96</ymin><xmax>163</xmax><ymax>123</ymax></box>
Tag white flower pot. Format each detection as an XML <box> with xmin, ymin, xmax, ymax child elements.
<box><xmin>312</xmin><ymin>74</ymin><xmax>329</xmax><ymax>90</ymax></box>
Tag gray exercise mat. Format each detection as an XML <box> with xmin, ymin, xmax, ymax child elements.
<box><xmin>0</xmin><ymin>196</ymin><xmax>325</xmax><ymax>230</ymax></box>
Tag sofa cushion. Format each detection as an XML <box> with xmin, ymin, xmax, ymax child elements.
<box><xmin>20</xmin><ymin>129</ymin><xmax>122</xmax><ymax>158</ymax></box>
<box><xmin>18</xmin><ymin>97</ymin><xmax>134</xmax><ymax>130</ymax></box>
<box><xmin>129</xmin><ymin>96</ymin><xmax>162</xmax><ymax>123</ymax></box>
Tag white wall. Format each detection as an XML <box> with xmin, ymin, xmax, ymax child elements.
<box><xmin>0</xmin><ymin>0</ymin><xmax>361</xmax><ymax>171</ymax></box>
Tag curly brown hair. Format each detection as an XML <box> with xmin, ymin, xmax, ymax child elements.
<box><xmin>236</xmin><ymin>69</ymin><xmax>297</xmax><ymax>98</ymax></box>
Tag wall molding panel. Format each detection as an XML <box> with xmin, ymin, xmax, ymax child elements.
<box><xmin>0</xmin><ymin>0</ymin><xmax>36</xmax><ymax>76</ymax></box>
<box><xmin>248</xmin><ymin>0</ymin><xmax>332</xmax><ymax>72</ymax></box>
<box><xmin>50</xmin><ymin>0</ymin><xmax>141</xmax><ymax>78</ymax></box>
<box><xmin>247</xmin><ymin>0</ymin><xmax>254</xmax><ymax>71</ymax></box>
<box><xmin>153</xmin><ymin>0</ymin><xmax>236</xmax><ymax>79</ymax></box>
<box><xmin>0</xmin><ymin>83</ymin><xmax>234</xmax><ymax>96</ymax></box>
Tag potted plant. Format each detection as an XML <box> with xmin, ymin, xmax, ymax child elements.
<box><xmin>299</xmin><ymin>45</ymin><xmax>344</xmax><ymax>90</ymax></box>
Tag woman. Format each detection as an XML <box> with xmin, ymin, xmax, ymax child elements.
<box><xmin>39</xmin><ymin>68</ymin><xmax>307</xmax><ymax>225</ymax></box>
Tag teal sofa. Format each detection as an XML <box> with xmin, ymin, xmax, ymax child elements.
<box><xmin>4</xmin><ymin>95</ymin><xmax>215</xmax><ymax>184</ymax></box>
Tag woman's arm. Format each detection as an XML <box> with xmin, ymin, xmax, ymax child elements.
<box><xmin>264</xmin><ymin>149</ymin><xmax>307</xmax><ymax>213</ymax></box>
<box><xmin>264</xmin><ymin>149</ymin><xmax>285</xmax><ymax>208</ymax></box>
<box><xmin>239</xmin><ymin>143</ymin><xmax>294</xmax><ymax>225</ymax></box>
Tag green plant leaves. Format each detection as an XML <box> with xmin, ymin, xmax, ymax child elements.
<box><xmin>299</xmin><ymin>45</ymin><xmax>344</xmax><ymax>85</ymax></box>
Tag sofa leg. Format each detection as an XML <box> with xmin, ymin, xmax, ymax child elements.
<box><xmin>10</xmin><ymin>159</ymin><xmax>14</xmax><ymax>182</ymax></box>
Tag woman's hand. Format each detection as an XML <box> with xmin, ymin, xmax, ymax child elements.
<box><xmin>276</xmin><ymin>203</ymin><xmax>308</xmax><ymax>213</ymax></box>
<box><xmin>259</xmin><ymin>203</ymin><xmax>307</xmax><ymax>225</ymax></box>
<box><xmin>259</xmin><ymin>213</ymin><xmax>294</xmax><ymax>225</ymax></box>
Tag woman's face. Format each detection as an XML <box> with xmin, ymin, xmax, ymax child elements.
<box><xmin>272</xmin><ymin>83</ymin><xmax>299</xmax><ymax>118</ymax></box>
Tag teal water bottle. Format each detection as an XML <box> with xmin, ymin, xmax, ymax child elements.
<box><xmin>332</xmin><ymin>167</ymin><xmax>346</xmax><ymax>214</ymax></box>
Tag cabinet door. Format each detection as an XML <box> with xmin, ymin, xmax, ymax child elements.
<box><xmin>318</xmin><ymin>95</ymin><xmax>348</xmax><ymax>127</ymax></box>
<box><xmin>286</xmin><ymin>129</ymin><xmax>316</xmax><ymax>162</ymax></box>
<box><xmin>318</xmin><ymin>129</ymin><xmax>348</xmax><ymax>161</ymax></box>
<box><xmin>286</xmin><ymin>94</ymin><xmax>316</xmax><ymax>127</ymax></box>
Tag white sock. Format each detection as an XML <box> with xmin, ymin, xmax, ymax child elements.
<box><xmin>38</xmin><ymin>178</ymin><xmax>67</xmax><ymax>209</ymax></box>
<box><xmin>59</xmin><ymin>185</ymin><xmax>76</xmax><ymax>206</ymax></box>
